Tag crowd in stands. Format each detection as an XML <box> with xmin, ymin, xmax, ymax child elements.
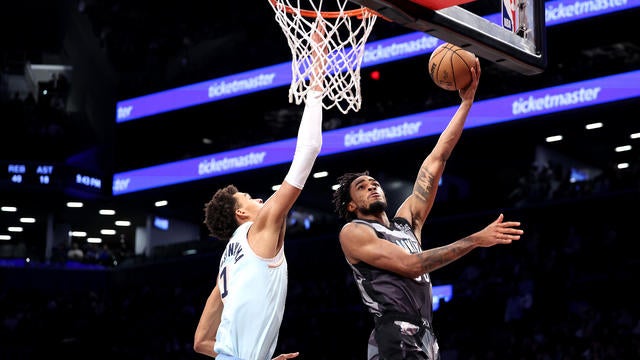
<box><xmin>60</xmin><ymin>242</ymin><xmax>121</xmax><ymax>268</ymax></box>
<box><xmin>76</xmin><ymin>0</ymin><xmax>269</xmax><ymax>99</ymax></box>
<box><xmin>0</xmin><ymin>71</ymin><xmax>93</xmax><ymax>162</ymax></box>
<box><xmin>507</xmin><ymin>160</ymin><xmax>639</xmax><ymax>208</ymax></box>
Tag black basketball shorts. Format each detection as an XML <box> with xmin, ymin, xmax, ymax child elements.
<box><xmin>367</xmin><ymin>312</ymin><xmax>440</xmax><ymax>360</ymax></box>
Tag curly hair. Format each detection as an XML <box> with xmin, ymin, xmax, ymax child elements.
<box><xmin>332</xmin><ymin>171</ymin><xmax>369</xmax><ymax>222</ymax></box>
<box><xmin>203</xmin><ymin>184</ymin><xmax>239</xmax><ymax>241</ymax></box>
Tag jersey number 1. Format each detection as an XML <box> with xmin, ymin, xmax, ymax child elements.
<box><xmin>219</xmin><ymin>266</ymin><xmax>229</xmax><ymax>298</ymax></box>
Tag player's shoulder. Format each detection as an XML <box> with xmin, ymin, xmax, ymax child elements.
<box><xmin>342</xmin><ymin>218</ymin><xmax>371</xmax><ymax>228</ymax></box>
<box><xmin>342</xmin><ymin>219</ymin><xmax>381</xmax><ymax>238</ymax></box>
<box><xmin>341</xmin><ymin>220</ymin><xmax>367</xmax><ymax>233</ymax></box>
<box><xmin>340</xmin><ymin>221</ymin><xmax>356</xmax><ymax>233</ymax></box>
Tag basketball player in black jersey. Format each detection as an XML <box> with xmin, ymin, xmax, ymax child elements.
<box><xmin>332</xmin><ymin>58</ymin><xmax>523</xmax><ymax>359</ymax></box>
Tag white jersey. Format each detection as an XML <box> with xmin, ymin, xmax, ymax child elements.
<box><xmin>214</xmin><ymin>221</ymin><xmax>288</xmax><ymax>360</ymax></box>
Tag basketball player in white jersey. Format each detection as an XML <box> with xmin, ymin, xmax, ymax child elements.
<box><xmin>193</xmin><ymin>28</ymin><xmax>327</xmax><ymax>360</ymax></box>
<box><xmin>332</xmin><ymin>59</ymin><xmax>524</xmax><ymax>359</ymax></box>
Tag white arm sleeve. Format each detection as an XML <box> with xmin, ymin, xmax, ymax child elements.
<box><xmin>284</xmin><ymin>90</ymin><xmax>323</xmax><ymax>189</ymax></box>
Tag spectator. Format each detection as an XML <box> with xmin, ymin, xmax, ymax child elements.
<box><xmin>67</xmin><ymin>242</ymin><xmax>84</xmax><ymax>261</ymax></box>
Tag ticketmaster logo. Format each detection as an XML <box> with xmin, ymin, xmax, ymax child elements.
<box><xmin>546</xmin><ymin>0</ymin><xmax>629</xmax><ymax>22</ymax></box>
<box><xmin>208</xmin><ymin>73</ymin><xmax>276</xmax><ymax>98</ymax></box>
<box><xmin>363</xmin><ymin>35</ymin><xmax>439</xmax><ymax>64</ymax></box>
<box><xmin>198</xmin><ymin>152</ymin><xmax>267</xmax><ymax>175</ymax></box>
<box><xmin>512</xmin><ymin>86</ymin><xmax>601</xmax><ymax>115</ymax></box>
<box><xmin>344</xmin><ymin>121</ymin><xmax>423</xmax><ymax>147</ymax></box>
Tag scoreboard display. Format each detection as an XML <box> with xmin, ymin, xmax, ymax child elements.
<box><xmin>1</xmin><ymin>161</ymin><xmax>104</xmax><ymax>195</ymax></box>
<box><xmin>3</xmin><ymin>162</ymin><xmax>60</xmax><ymax>188</ymax></box>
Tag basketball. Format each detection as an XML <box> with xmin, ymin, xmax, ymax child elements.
<box><xmin>428</xmin><ymin>43</ymin><xmax>477</xmax><ymax>91</ymax></box>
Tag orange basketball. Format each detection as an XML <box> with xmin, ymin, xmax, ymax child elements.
<box><xmin>428</xmin><ymin>43</ymin><xmax>477</xmax><ymax>91</ymax></box>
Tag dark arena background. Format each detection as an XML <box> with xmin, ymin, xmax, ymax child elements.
<box><xmin>1</xmin><ymin>0</ymin><xmax>638</xmax><ymax>359</ymax></box>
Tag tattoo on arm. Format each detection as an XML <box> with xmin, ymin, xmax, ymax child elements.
<box><xmin>417</xmin><ymin>241</ymin><xmax>472</xmax><ymax>273</ymax></box>
<box><xmin>414</xmin><ymin>167</ymin><xmax>435</xmax><ymax>202</ymax></box>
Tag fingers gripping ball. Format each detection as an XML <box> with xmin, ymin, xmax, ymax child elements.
<box><xmin>428</xmin><ymin>43</ymin><xmax>477</xmax><ymax>91</ymax></box>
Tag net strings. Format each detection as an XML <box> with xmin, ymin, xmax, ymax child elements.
<box><xmin>269</xmin><ymin>0</ymin><xmax>378</xmax><ymax>114</ymax></box>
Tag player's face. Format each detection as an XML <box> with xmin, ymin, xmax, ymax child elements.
<box><xmin>234</xmin><ymin>192</ymin><xmax>264</xmax><ymax>217</ymax></box>
<box><xmin>349</xmin><ymin>175</ymin><xmax>387</xmax><ymax>215</ymax></box>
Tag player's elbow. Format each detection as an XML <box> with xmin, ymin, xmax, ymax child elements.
<box><xmin>423</xmin><ymin>154</ymin><xmax>447</xmax><ymax>175</ymax></box>
<box><xmin>193</xmin><ymin>336</ymin><xmax>214</xmax><ymax>357</ymax></box>
<box><xmin>430</xmin><ymin>152</ymin><xmax>449</xmax><ymax>166</ymax></box>
<box><xmin>298</xmin><ymin>142</ymin><xmax>322</xmax><ymax>157</ymax></box>
<box><xmin>193</xmin><ymin>342</ymin><xmax>202</xmax><ymax>355</ymax></box>
<box><xmin>309</xmin><ymin>141</ymin><xmax>322</xmax><ymax>154</ymax></box>
<box><xmin>193</xmin><ymin>338</ymin><xmax>204</xmax><ymax>354</ymax></box>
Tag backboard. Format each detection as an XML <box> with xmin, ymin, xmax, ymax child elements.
<box><xmin>349</xmin><ymin>0</ymin><xmax>547</xmax><ymax>75</ymax></box>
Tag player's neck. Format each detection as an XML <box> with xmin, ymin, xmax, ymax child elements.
<box><xmin>358</xmin><ymin>212</ymin><xmax>389</xmax><ymax>227</ymax></box>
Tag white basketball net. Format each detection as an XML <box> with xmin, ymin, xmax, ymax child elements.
<box><xmin>268</xmin><ymin>0</ymin><xmax>378</xmax><ymax>114</ymax></box>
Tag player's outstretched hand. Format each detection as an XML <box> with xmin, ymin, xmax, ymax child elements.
<box><xmin>474</xmin><ymin>213</ymin><xmax>523</xmax><ymax>247</ymax></box>
<box><xmin>272</xmin><ymin>352</ymin><xmax>300</xmax><ymax>360</ymax></box>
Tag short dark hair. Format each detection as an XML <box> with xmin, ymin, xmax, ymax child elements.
<box><xmin>332</xmin><ymin>171</ymin><xmax>369</xmax><ymax>222</ymax></box>
<box><xmin>203</xmin><ymin>185</ymin><xmax>239</xmax><ymax>241</ymax></box>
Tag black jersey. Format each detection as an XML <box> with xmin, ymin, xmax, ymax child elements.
<box><xmin>346</xmin><ymin>217</ymin><xmax>433</xmax><ymax>324</ymax></box>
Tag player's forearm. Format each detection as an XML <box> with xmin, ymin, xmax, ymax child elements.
<box><xmin>285</xmin><ymin>91</ymin><xmax>323</xmax><ymax>189</ymax></box>
<box><xmin>194</xmin><ymin>286</ymin><xmax>223</xmax><ymax>357</ymax></box>
<box><xmin>413</xmin><ymin>237</ymin><xmax>477</xmax><ymax>275</ymax></box>
<box><xmin>296</xmin><ymin>91</ymin><xmax>322</xmax><ymax>149</ymax></box>
<box><xmin>432</xmin><ymin>100</ymin><xmax>472</xmax><ymax>159</ymax></box>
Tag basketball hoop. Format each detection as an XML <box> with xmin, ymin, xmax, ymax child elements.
<box><xmin>267</xmin><ymin>0</ymin><xmax>380</xmax><ymax>114</ymax></box>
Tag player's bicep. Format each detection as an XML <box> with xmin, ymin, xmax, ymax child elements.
<box><xmin>251</xmin><ymin>182</ymin><xmax>301</xmax><ymax>256</ymax></box>
<box><xmin>340</xmin><ymin>223</ymin><xmax>411</xmax><ymax>273</ymax></box>
<box><xmin>256</xmin><ymin>181</ymin><xmax>301</xmax><ymax>230</ymax></box>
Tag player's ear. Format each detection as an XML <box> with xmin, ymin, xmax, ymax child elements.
<box><xmin>235</xmin><ymin>208</ymin><xmax>248</xmax><ymax>221</ymax></box>
<box><xmin>346</xmin><ymin>200</ymin><xmax>357</xmax><ymax>213</ymax></box>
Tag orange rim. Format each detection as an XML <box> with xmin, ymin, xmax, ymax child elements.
<box><xmin>269</xmin><ymin>0</ymin><xmax>382</xmax><ymax>19</ymax></box>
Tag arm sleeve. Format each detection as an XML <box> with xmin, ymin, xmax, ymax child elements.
<box><xmin>284</xmin><ymin>90</ymin><xmax>323</xmax><ymax>189</ymax></box>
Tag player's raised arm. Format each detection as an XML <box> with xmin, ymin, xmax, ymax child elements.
<box><xmin>397</xmin><ymin>57</ymin><xmax>481</xmax><ymax>239</ymax></box>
